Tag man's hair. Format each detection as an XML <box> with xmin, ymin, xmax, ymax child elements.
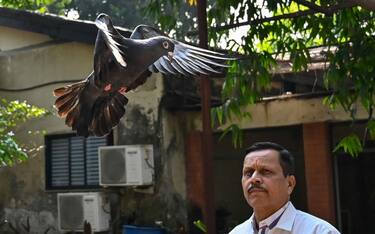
<box><xmin>245</xmin><ymin>142</ymin><xmax>295</xmax><ymax>177</ymax></box>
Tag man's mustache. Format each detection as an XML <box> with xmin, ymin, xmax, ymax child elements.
<box><xmin>247</xmin><ymin>183</ymin><xmax>266</xmax><ymax>192</ymax></box>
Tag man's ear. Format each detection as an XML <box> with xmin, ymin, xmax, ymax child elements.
<box><xmin>287</xmin><ymin>175</ymin><xmax>296</xmax><ymax>195</ymax></box>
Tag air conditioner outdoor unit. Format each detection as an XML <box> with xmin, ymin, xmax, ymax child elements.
<box><xmin>57</xmin><ymin>192</ymin><xmax>110</xmax><ymax>232</ymax></box>
<box><xmin>99</xmin><ymin>145</ymin><xmax>154</xmax><ymax>186</ymax></box>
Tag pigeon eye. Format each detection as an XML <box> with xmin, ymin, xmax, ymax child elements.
<box><xmin>162</xmin><ymin>41</ymin><xmax>169</xmax><ymax>49</ymax></box>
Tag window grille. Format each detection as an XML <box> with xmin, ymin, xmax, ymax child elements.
<box><xmin>45</xmin><ymin>133</ymin><xmax>112</xmax><ymax>190</ymax></box>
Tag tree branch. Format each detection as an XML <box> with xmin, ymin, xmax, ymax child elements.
<box><xmin>293</xmin><ymin>0</ymin><xmax>330</xmax><ymax>14</ymax></box>
<box><xmin>187</xmin><ymin>1</ymin><xmax>356</xmax><ymax>36</ymax></box>
<box><xmin>352</xmin><ymin>0</ymin><xmax>375</xmax><ymax>11</ymax></box>
<box><xmin>187</xmin><ymin>9</ymin><xmax>314</xmax><ymax>36</ymax></box>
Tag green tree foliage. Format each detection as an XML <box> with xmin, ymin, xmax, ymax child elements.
<box><xmin>0</xmin><ymin>0</ymin><xmax>154</xmax><ymax>30</ymax></box>
<box><xmin>143</xmin><ymin>0</ymin><xmax>375</xmax><ymax>156</ymax></box>
<box><xmin>0</xmin><ymin>99</ymin><xmax>48</xmax><ymax>166</ymax></box>
<box><xmin>64</xmin><ymin>0</ymin><xmax>195</xmax><ymax>39</ymax></box>
<box><xmin>65</xmin><ymin>0</ymin><xmax>153</xmax><ymax>29</ymax></box>
<box><xmin>0</xmin><ymin>0</ymin><xmax>71</xmax><ymax>14</ymax></box>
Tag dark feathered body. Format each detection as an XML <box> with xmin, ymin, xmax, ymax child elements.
<box><xmin>55</xmin><ymin>36</ymin><xmax>173</xmax><ymax>136</ymax></box>
<box><xmin>93</xmin><ymin>29</ymin><xmax>172</xmax><ymax>90</ymax></box>
<box><xmin>109</xmin><ymin>38</ymin><xmax>173</xmax><ymax>87</ymax></box>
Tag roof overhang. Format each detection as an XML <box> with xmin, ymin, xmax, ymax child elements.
<box><xmin>0</xmin><ymin>7</ymin><xmax>132</xmax><ymax>44</ymax></box>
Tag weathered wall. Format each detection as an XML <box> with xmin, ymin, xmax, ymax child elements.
<box><xmin>0</xmin><ymin>26</ymin><xmax>51</xmax><ymax>51</ymax></box>
<box><xmin>0</xmin><ymin>156</ymin><xmax>59</xmax><ymax>234</ymax></box>
<box><xmin>0</xmin><ymin>27</ymin><xmax>63</xmax><ymax>234</ymax></box>
<box><xmin>109</xmin><ymin>73</ymin><xmax>189</xmax><ymax>232</ymax></box>
<box><xmin>215</xmin><ymin>95</ymin><xmax>369</xmax><ymax>131</ymax></box>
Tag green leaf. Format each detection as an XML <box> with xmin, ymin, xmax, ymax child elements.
<box><xmin>193</xmin><ymin>220</ymin><xmax>207</xmax><ymax>233</ymax></box>
<box><xmin>367</xmin><ymin>120</ymin><xmax>375</xmax><ymax>140</ymax></box>
<box><xmin>219</xmin><ymin>124</ymin><xmax>243</xmax><ymax>148</ymax></box>
<box><xmin>334</xmin><ymin>134</ymin><xmax>363</xmax><ymax>157</ymax></box>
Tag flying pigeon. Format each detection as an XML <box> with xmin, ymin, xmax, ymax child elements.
<box><xmin>53</xmin><ymin>13</ymin><xmax>235</xmax><ymax>137</ymax></box>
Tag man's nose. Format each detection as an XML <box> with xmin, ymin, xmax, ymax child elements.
<box><xmin>249</xmin><ymin>171</ymin><xmax>262</xmax><ymax>184</ymax></box>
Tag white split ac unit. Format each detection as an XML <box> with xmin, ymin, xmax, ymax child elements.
<box><xmin>98</xmin><ymin>145</ymin><xmax>154</xmax><ymax>186</ymax></box>
<box><xmin>57</xmin><ymin>192</ymin><xmax>110</xmax><ymax>232</ymax></box>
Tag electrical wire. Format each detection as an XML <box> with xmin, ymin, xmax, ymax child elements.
<box><xmin>0</xmin><ymin>80</ymin><xmax>82</xmax><ymax>92</ymax></box>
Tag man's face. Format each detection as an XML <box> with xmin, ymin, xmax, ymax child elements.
<box><xmin>242</xmin><ymin>149</ymin><xmax>295</xmax><ymax>215</ymax></box>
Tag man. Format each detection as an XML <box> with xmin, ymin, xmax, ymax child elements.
<box><xmin>230</xmin><ymin>142</ymin><xmax>340</xmax><ymax>234</ymax></box>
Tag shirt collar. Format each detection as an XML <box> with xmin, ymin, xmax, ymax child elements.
<box><xmin>273</xmin><ymin>201</ymin><xmax>297</xmax><ymax>231</ymax></box>
<box><xmin>250</xmin><ymin>201</ymin><xmax>293</xmax><ymax>232</ymax></box>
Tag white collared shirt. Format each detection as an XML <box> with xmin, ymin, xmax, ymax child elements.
<box><xmin>229</xmin><ymin>202</ymin><xmax>341</xmax><ymax>234</ymax></box>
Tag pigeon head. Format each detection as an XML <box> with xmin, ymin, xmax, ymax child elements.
<box><xmin>157</xmin><ymin>36</ymin><xmax>175</xmax><ymax>62</ymax></box>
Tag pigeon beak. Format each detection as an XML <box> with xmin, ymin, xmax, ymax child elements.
<box><xmin>167</xmin><ymin>51</ymin><xmax>174</xmax><ymax>63</ymax></box>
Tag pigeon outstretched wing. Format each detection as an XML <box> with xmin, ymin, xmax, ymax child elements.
<box><xmin>130</xmin><ymin>25</ymin><xmax>236</xmax><ymax>77</ymax></box>
<box><xmin>94</xmin><ymin>14</ymin><xmax>127</xmax><ymax>69</ymax></box>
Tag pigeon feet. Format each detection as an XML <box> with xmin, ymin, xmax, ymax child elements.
<box><xmin>118</xmin><ymin>86</ymin><xmax>128</xmax><ymax>95</ymax></box>
<box><xmin>103</xmin><ymin>84</ymin><xmax>128</xmax><ymax>94</ymax></box>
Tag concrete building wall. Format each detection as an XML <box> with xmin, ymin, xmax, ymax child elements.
<box><xmin>217</xmin><ymin>96</ymin><xmax>369</xmax><ymax>130</ymax></box>
<box><xmin>0</xmin><ymin>27</ymin><xmax>64</xmax><ymax>234</ymax></box>
<box><xmin>0</xmin><ymin>26</ymin><xmax>51</xmax><ymax>51</ymax></box>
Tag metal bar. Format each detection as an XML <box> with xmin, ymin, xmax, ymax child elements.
<box><xmin>197</xmin><ymin>0</ymin><xmax>216</xmax><ymax>233</ymax></box>
<box><xmin>68</xmin><ymin>137</ymin><xmax>72</xmax><ymax>186</ymax></box>
<box><xmin>84</xmin><ymin>137</ymin><xmax>87</xmax><ymax>186</ymax></box>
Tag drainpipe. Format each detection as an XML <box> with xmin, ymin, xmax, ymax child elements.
<box><xmin>197</xmin><ymin>0</ymin><xmax>216</xmax><ymax>233</ymax></box>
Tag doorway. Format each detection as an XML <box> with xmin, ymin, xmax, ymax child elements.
<box><xmin>336</xmin><ymin>151</ymin><xmax>375</xmax><ymax>234</ymax></box>
<box><xmin>332</xmin><ymin>122</ymin><xmax>375</xmax><ymax>234</ymax></box>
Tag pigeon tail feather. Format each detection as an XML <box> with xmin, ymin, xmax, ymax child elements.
<box><xmin>54</xmin><ymin>80</ymin><xmax>88</xmax><ymax>118</ymax></box>
<box><xmin>90</xmin><ymin>93</ymin><xmax>128</xmax><ymax>136</ymax></box>
<box><xmin>54</xmin><ymin>79</ymin><xmax>94</xmax><ymax>137</ymax></box>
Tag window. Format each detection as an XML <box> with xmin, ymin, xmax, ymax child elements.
<box><xmin>45</xmin><ymin>133</ymin><xmax>112</xmax><ymax>190</ymax></box>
